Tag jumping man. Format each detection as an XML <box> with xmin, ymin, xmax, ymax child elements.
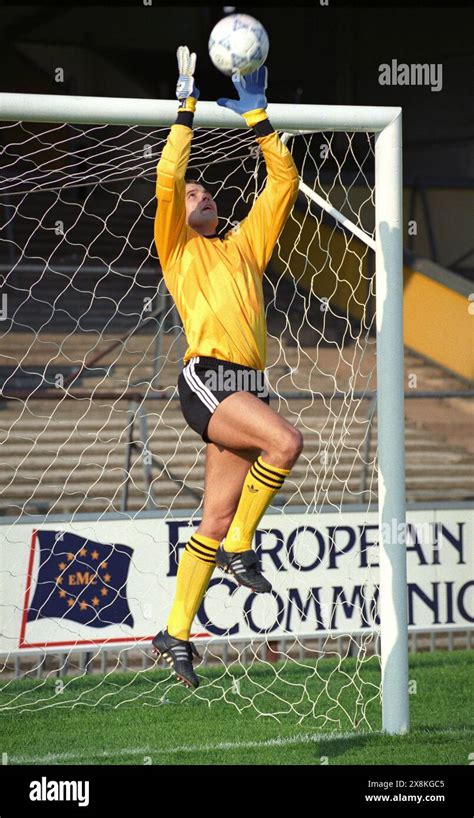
<box><xmin>152</xmin><ymin>46</ymin><xmax>303</xmax><ymax>688</ymax></box>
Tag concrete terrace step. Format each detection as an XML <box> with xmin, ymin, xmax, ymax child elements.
<box><xmin>0</xmin><ymin>406</ymin><xmax>461</xmax><ymax>424</ymax></box>
<box><xmin>0</xmin><ymin>436</ymin><xmax>469</xmax><ymax>462</ymax></box>
<box><xmin>0</xmin><ymin>434</ymin><xmax>467</xmax><ymax>451</ymax></box>
<box><xmin>2</xmin><ymin>469</ymin><xmax>472</xmax><ymax>497</ymax></box>
<box><xmin>0</xmin><ymin>432</ymin><xmax>474</xmax><ymax>462</ymax></box>
<box><xmin>2</xmin><ymin>485</ymin><xmax>472</xmax><ymax>519</ymax></box>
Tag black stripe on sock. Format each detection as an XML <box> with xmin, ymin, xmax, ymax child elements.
<box><xmin>253</xmin><ymin>461</ymin><xmax>285</xmax><ymax>487</ymax></box>
<box><xmin>256</xmin><ymin>457</ymin><xmax>288</xmax><ymax>480</ymax></box>
<box><xmin>250</xmin><ymin>466</ymin><xmax>283</xmax><ymax>491</ymax></box>
<box><xmin>189</xmin><ymin>535</ymin><xmax>218</xmax><ymax>555</ymax></box>
<box><xmin>185</xmin><ymin>543</ymin><xmax>216</xmax><ymax>564</ymax></box>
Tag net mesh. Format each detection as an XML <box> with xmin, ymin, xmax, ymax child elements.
<box><xmin>0</xmin><ymin>118</ymin><xmax>381</xmax><ymax>727</ymax></box>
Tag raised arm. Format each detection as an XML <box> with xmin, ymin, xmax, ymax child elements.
<box><xmin>217</xmin><ymin>67</ymin><xmax>299</xmax><ymax>273</ymax></box>
<box><xmin>154</xmin><ymin>46</ymin><xmax>199</xmax><ymax>272</ymax></box>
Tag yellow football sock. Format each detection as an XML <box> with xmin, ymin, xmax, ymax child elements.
<box><xmin>167</xmin><ymin>533</ymin><xmax>219</xmax><ymax>641</ymax></box>
<box><xmin>223</xmin><ymin>456</ymin><xmax>290</xmax><ymax>554</ymax></box>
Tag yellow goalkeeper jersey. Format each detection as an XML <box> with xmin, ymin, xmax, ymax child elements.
<box><xmin>154</xmin><ymin>123</ymin><xmax>299</xmax><ymax>370</ymax></box>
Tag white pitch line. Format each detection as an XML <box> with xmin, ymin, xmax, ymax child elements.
<box><xmin>6</xmin><ymin>726</ymin><xmax>472</xmax><ymax>765</ymax></box>
<box><xmin>7</xmin><ymin>730</ymin><xmax>376</xmax><ymax>764</ymax></box>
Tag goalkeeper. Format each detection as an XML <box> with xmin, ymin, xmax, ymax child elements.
<box><xmin>152</xmin><ymin>46</ymin><xmax>303</xmax><ymax>688</ymax></box>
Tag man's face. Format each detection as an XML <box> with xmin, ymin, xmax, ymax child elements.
<box><xmin>185</xmin><ymin>183</ymin><xmax>218</xmax><ymax>235</ymax></box>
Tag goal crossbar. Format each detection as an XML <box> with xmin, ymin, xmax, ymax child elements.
<box><xmin>0</xmin><ymin>92</ymin><xmax>400</xmax><ymax>131</ymax></box>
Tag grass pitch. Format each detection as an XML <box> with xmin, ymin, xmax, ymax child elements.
<box><xmin>1</xmin><ymin>649</ymin><xmax>472</xmax><ymax>766</ymax></box>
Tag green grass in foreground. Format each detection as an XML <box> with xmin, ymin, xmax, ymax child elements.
<box><xmin>1</xmin><ymin>649</ymin><xmax>472</xmax><ymax>765</ymax></box>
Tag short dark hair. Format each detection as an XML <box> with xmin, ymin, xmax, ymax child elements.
<box><xmin>184</xmin><ymin>174</ymin><xmax>205</xmax><ymax>188</ymax></box>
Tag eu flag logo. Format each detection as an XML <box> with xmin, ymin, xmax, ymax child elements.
<box><xmin>27</xmin><ymin>531</ymin><xmax>134</xmax><ymax>629</ymax></box>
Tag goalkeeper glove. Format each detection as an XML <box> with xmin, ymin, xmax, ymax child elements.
<box><xmin>217</xmin><ymin>66</ymin><xmax>268</xmax><ymax>127</ymax></box>
<box><xmin>176</xmin><ymin>45</ymin><xmax>200</xmax><ymax>112</ymax></box>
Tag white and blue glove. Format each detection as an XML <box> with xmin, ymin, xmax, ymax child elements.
<box><xmin>217</xmin><ymin>66</ymin><xmax>268</xmax><ymax>125</ymax></box>
<box><xmin>176</xmin><ymin>45</ymin><xmax>200</xmax><ymax>103</ymax></box>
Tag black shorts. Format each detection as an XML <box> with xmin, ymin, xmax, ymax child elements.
<box><xmin>177</xmin><ymin>355</ymin><xmax>270</xmax><ymax>443</ymax></box>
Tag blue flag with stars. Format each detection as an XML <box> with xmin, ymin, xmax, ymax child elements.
<box><xmin>27</xmin><ymin>530</ymin><xmax>134</xmax><ymax>629</ymax></box>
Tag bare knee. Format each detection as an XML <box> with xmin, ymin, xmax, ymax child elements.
<box><xmin>283</xmin><ymin>427</ymin><xmax>304</xmax><ymax>463</ymax></box>
<box><xmin>266</xmin><ymin>426</ymin><xmax>304</xmax><ymax>468</ymax></box>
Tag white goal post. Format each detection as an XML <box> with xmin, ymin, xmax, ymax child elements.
<box><xmin>0</xmin><ymin>91</ymin><xmax>408</xmax><ymax>735</ymax></box>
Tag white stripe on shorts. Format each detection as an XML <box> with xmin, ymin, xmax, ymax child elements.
<box><xmin>182</xmin><ymin>356</ymin><xmax>219</xmax><ymax>413</ymax></box>
<box><xmin>189</xmin><ymin>357</ymin><xmax>219</xmax><ymax>410</ymax></box>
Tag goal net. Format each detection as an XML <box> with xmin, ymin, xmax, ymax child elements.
<box><xmin>0</xmin><ymin>95</ymin><xmax>407</xmax><ymax>734</ymax></box>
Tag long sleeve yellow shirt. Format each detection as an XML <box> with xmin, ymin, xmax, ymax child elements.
<box><xmin>154</xmin><ymin>122</ymin><xmax>299</xmax><ymax>370</ymax></box>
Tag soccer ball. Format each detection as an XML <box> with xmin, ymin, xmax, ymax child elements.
<box><xmin>208</xmin><ymin>13</ymin><xmax>269</xmax><ymax>77</ymax></box>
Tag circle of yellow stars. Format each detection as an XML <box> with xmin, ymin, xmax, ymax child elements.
<box><xmin>55</xmin><ymin>547</ymin><xmax>113</xmax><ymax>612</ymax></box>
